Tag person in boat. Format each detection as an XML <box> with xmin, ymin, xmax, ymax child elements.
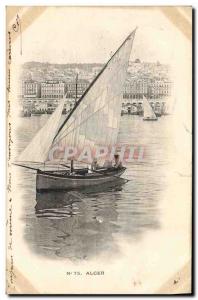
<box><xmin>113</xmin><ymin>154</ymin><xmax>123</xmax><ymax>169</ymax></box>
<box><xmin>91</xmin><ymin>158</ymin><xmax>99</xmax><ymax>171</ymax></box>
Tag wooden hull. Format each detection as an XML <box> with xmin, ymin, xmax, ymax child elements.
<box><xmin>36</xmin><ymin>167</ymin><xmax>126</xmax><ymax>192</ymax></box>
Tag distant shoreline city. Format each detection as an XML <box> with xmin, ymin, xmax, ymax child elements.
<box><xmin>18</xmin><ymin>60</ymin><xmax>173</xmax><ymax>116</ymax></box>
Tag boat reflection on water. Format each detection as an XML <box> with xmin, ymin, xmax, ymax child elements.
<box><xmin>23</xmin><ymin>169</ymin><xmax>160</xmax><ymax>260</ymax></box>
<box><xmin>31</xmin><ymin>178</ymin><xmax>127</xmax><ymax>260</ymax></box>
<box><xmin>35</xmin><ymin>177</ymin><xmax>127</xmax><ymax>213</ymax></box>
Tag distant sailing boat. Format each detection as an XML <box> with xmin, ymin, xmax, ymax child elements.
<box><xmin>15</xmin><ymin>29</ymin><xmax>137</xmax><ymax>191</ymax></box>
<box><xmin>143</xmin><ymin>96</ymin><xmax>158</xmax><ymax>121</ymax></box>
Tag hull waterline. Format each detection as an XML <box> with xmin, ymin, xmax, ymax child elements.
<box><xmin>36</xmin><ymin>167</ymin><xmax>126</xmax><ymax>192</ymax></box>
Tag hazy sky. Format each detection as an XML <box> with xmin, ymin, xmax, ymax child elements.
<box><xmin>12</xmin><ymin>7</ymin><xmax>187</xmax><ymax>65</ymax></box>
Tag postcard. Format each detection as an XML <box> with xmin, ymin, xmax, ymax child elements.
<box><xmin>6</xmin><ymin>6</ymin><xmax>192</xmax><ymax>294</ymax></box>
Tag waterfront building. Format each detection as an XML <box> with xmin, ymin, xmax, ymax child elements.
<box><xmin>21</xmin><ymin>80</ymin><xmax>41</xmax><ymax>98</ymax></box>
<box><xmin>19</xmin><ymin>61</ymin><xmax>173</xmax><ymax>115</ymax></box>
<box><xmin>66</xmin><ymin>79</ymin><xmax>89</xmax><ymax>98</ymax></box>
<box><xmin>148</xmin><ymin>80</ymin><xmax>172</xmax><ymax>99</ymax></box>
<box><xmin>41</xmin><ymin>80</ymin><xmax>66</xmax><ymax>99</ymax></box>
<box><xmin>123</xmin><ymin>78</ymin><xmax>172</xmax><ymax>100</ymax></box>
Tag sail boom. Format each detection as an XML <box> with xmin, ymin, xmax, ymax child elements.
<box><xmin>13</xmin><ymin>163</ymin><xmax>41</xmax><ymax>171</ymax></box>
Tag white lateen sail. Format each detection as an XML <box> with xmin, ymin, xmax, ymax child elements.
<box><xmin>17</xmin><ymin>99</ymin><xmax>65</xmax><ymax>164</ymax></box>
<box><xmin>143</xmin><ymin>96</ymin><xmax>157</xmax><ymax>120</ymax></box>
<box><xmin>17</xmin><ymin>28</ymin><xmax>137</xmax><ymax>166</ymax></box>
<box><xmin>50</xmin><ymin>29</ymin><xmax>137</xmax><ymax>158</ymax></box>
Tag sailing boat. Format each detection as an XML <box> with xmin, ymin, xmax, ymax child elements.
<box><xmin>143</xmin><ymin>96</ymin><xmax>158</xmax><ymax>121</ymax></box>
<box><xmin>15</xmin><ymin>29</ymin><xmax>137</xmax><ymax>191</ymax></box>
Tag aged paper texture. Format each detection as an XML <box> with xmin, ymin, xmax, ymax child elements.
<box><xmin>6</xmin><ymin>6</ymin><xmax>192</xmax><ymax>294</ymax></box>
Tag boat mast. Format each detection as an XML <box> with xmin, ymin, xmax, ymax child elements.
<box><xmin>70</xmin><ymin>159</ymin><xmax>74</xmax><ymax>173</ymax></box>
<box><xmin>75</xmin><ymin>73</ymin><xmax>78</xmax><ymax>105</ymax></box>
